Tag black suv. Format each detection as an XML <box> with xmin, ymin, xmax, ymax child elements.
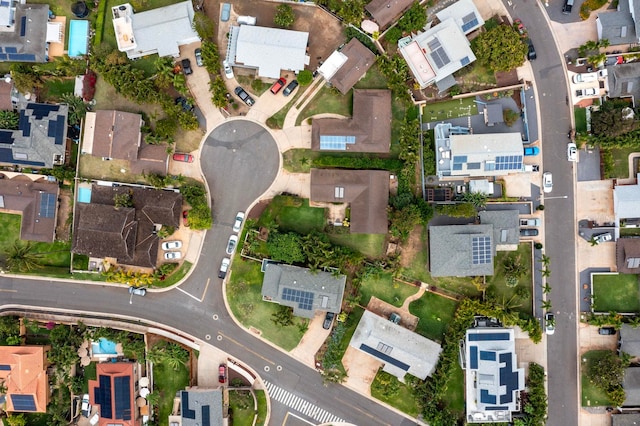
<box><xmin>598</xmin><ymin>327</ymin><xmax>616</xmax><ymax>335</ymax></box>
<box><xmin>562</xmin><ymin>0</ymin><xmax>574</xmax><ymax>14</ymax></box>
<box><xmin>234</xmin><ymin>86</ymin><xmax>254</xmax><ymax>106</ymax></box>
<box><xmin>181</xmin><ymin>58</ymin><xmax>192</xmax><ymax>75</ymax></box>
<box><xmin>323</xmin><ymin>312</ymin><xmax>335</xmax><ymax>330</ymax></box>
<box><xmin>526</xmin><ymin>39</ymin><xmax>537</xmax><ymax>61</ymax></box>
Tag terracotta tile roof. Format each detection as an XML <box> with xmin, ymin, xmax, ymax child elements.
<box><xmin>0</xmin><ymin>345</ymin><xmax>49</xmax><ymax>413</ymax></box>
<box><xmin>89</xmin><ymin>362</ymin><xmax>140</xmax><ymax>426</ymax></box>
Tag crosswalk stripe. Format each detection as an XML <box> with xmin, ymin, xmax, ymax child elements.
<box><xmin>264</xmin><ymin>381</ymin><xmax>346</xmax><ymax>424</ymax></box>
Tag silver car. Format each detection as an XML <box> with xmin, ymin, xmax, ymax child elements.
<box><xmin>542</xmin><ymin>172</ymin><xmax>553</xmax><ymax>193</ymax></box>
<box><xmin>233</xmin><ymin>212</ymin><xmax>245</xmax><ymax>233</ymax></box>
<box><xmin>226</xmin><ymin>235</ymin><xmax>238</xmax><ymax>255</ymax></box>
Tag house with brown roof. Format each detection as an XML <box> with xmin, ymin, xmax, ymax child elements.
<box><xmin>318</xmin><ymin>39</ymin><xmax>376</xmax><ymax>95</ymax></box>
<box><xmin>311</xmin><ymin>90</ymin><xmax>391</xmax><ymax>153</ymax></box>
<box><xmin>365</xmin><ymin>0</ymin><xmax>414</xmax><ymax>29</ymax></box>
<box><xmin>310</xmin><ymin>169</ymin><xmax>389</xmax><ymax>234</ymax></box>
<box><xmin>81</xmin><ymin>110</ymin><xmax>168</xmax><ymax>176</ymax></box>
<box><xmin>88</xmin><ymin>362</ymin><xmax>142</xmax><ymax>426</ymax></box>
<box><xmin>616</xmin><ymin>238</ymin><xmax>640</xmax><ymax>273</ymax></box>
<box><xmin>0</xmin><ymin>345</ymin><xmax>50</xmax><ymax>413</ymax></box>
<box><xmin>0</xmin><ymin>172</ymin><xmax>59</xmax><ymax>242</ymax></box>
<box><xmin>72</xmin><ymin>182</ymin><xmax>182</xmax><ymax>269</ymax></box>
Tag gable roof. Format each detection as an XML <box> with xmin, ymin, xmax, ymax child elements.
<box><xmin>327</xmin><ymin>39</ymin><xmax>376</xmax><ymax>94</ymax></box>
<box><xmin>429</xmin><ymin>224</ymin><xmax>495</xmax><ymax>277</ymax></box>
<box><xmin>606</xmin><ymin>63</ymin><xmax>640</xmax><ymax>103</ymax></box>
<box><xmin>614</xmin><ymin>175</ymin><xmax>640</xmax><ymax>222</ymax></box>
<box><xmin>613</xmin><ymin>413</ymin><xmax>640</xmax><ymax>426</ymax></box>
<box><xmin>478</xmin><ymin>210</ymin><xmax>520</xmax><ymax>248</ymax></box>
<box><xmin>310</xmin><ymin>168</ymin><xmax>389</xmax><ymax>234</ymax></box>
<box><xmin>180</xmin><ymin>389</ymin><xmax>223</xmax><ymax>426</ymax></box>
<box><xmin>0</xmin><ymin>2</ymin><xmax>49</xmax><ymax>63</ymax></box>
<box><xmin>349</xmin><ymin>310</ymin><xmax>442</xmax><ymax>380</ymax></box>
<box><xmin>365</xmin><ymin>0</ymin><xmax>415</xmax><ymax>29</ymax></box>
<box><xmin>616</xmin><ymin>238</ymin><xmax>640</xmax><ymax>273</ymax></box>
<box><xmin>621</xmin><ymin>324</ymin><xmax>640</xmax><ymax>357</ymax></box>
<box><xmin>597</xmin><ymin>0</ymin><xmax>637</xmax><ymax>45</ymax></box>
<box><xmin>0</xmin><ymin>173</ymin><xmax>59</xmax><ymax>242</ymax></box>
<box><xmin>624</xmin><ymin>367</ymin><xmax>640</xmax><ymax>406</ymax></box>
<box><xmin>89</xmin><ymin>362</ymin><xmax>138</xmax><ymax>426</ymax></box>
<box><xmin>0</xmin><ymin>345</ymin><xmax>49</xmax><ymax>413</ymax></box>
<box><xmin>73</xmin><ymin>203</ymin><xmax>138</xmax><ymax>260</ymax></box>
<box><xmin>234</xmin><ymin>25</ymin><xmax>309</xmax><ymax>79</ymax></box>
<box><xmin>311</xmin><ymin>89</ymin><xmax>392</xmax><ymax>154</ymax></box>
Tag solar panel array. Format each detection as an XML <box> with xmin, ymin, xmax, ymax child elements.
<box><xmin>495</xmin><ymin>155</ymin><xmax>523</xmax><ymax>171</ymax></box>
<box><xmin>0</xmin><ymin>130</ymin><xmax>14</xmax><ymax>144</ymax></box>
<box><xmin>19</xmin><ymin>110</ymin><xmax>30</xmax><ymax>136</ymax></box>
<box><xmin>11</xmin><ymin>394</ymin><xmax>36</xmax><ymax>411</ymax></box>
<box><xmin>39</xmin><ymin>192</ymin><xmax>55</xmax><ymax>218</ymax></box>
<box><xmin>47</xmin><ymin>115</ymin><xmax>66</xmax><ymax>144</ymax></box>
<box><xmin>0</xmin><ymin>364</ymin><xmax>10</xmax><ymax>370</ymax></box>
<box><xmin>202</xmin><ymin>405</ymin><xmax>211</xmax><ymax>426</ymax></box>
<box><xmin>468</xmin><ymin>332</ymin><xmax>510</xmax><ymax>342</ymax></box>
<box><xmin>181</xmin><ymin>391</ymin><xmax>196</xmax><ymax>419</ymax></box>
<box><xmin>472</xmin><ymin>236</ymin><xmax>491</xmax><ymax>265</ymax></box>
<box><xmin>0</xmin><ymin>1</ymin><xmax>11</xmax><ymax>7</ymax></box>
<box><xmin>19</xmin><ymin>16</ymin><xmax>25</xmax><ymax>36</ymax></box>
<box><xmin>480</xmin><ymin>389</ymin><xmax>496</xmax><ymax>404</ymax></box>
<box><xmin>359</xmin><ymin>344</ymin><xmax>410</xmax><ymax>371</ymax></box>
<box><xmin>499</xmin><ymin>352</ymin><xmax>519</xmax><ymax>404</ymax></box>
<box><xmin>96</xmin><ymin>375</ymin><xmax>112</xmax><ymax>418</ymax></box>
<box><xmin>461</xmin><ymin>12</ymin><xmax>479</xmax><ymax>33</ymax></box>
<box><xmin>427</xmin><ymin>37</ymin><xmax>450</xmax><ymax>68</ymax></box>
<box><xmin>460</xmin><ymin>56</ymin><xmax>471</xmax><ymax>66</ymax></box>
<box><xmin>319</xmin><ymin>135</ymin><xmax>356</xmax><ymax>150</ymax></box>
<box><xmin>26</xmin><ymin>103</ymin><xmax>59</xmax><ymax>120</ymax></box>
<box><xmin>114</xmin><ymin>376</ymin><xmax>131</xmax><ymax>420</ymax></box>
<box><xmin>5</xmin><ymin>47</ymin><xmax>17</xmax><ymax>53</ymax></box>
<box><xmin>281</xmin><ymin>287</ymin><xmax>314</xmax><ymax>311</ymax></box>
<box><xmin>0</xmin><ymin>147</ymin><xmax>44</xmax><ymax>166</ymax></box>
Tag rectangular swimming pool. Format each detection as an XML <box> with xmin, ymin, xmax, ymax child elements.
<box><xmin>68</xmin><ymin>20</ymin><xmax>89</xmax><ymax>57</ymax></box>
<box><xmin>78</xmin><ymin>186</ymin><xmax>91</xmax><ymax>203</ymax></box>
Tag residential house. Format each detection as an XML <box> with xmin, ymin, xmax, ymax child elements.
<box><xmin>0</xmin><ymin>1</ymin><xmax>49</xmax><ymax>63</ymax></box>
<box><xmin>478</xmin><ymin>210</ymin><xmax>520</xmax><ymax>251</ymax></box>
<box><xmin>365</xmin><ymin>0</ymin><xmax>414</xmax><ymax>29</ymax></box>
<box><xmin>311</xmin><ymin>89</ymin><xmax>391</xmax><ymax>154</ymax></box>
<box><xmin>168</xmin><ymin>388</ymin><xmax>224</xmax><ymax>426</ymax></box>
<box><xmin>81</xmin><ymin>110</ymin><xmax>168</xmax><ymax>175</ymax></box>
<box><xmin>463</xmin><ymin>328</ymin><xmax>525</xmax><ymax>423</ymax></box>
<box><xmin>434</xmin><ymin>123</ymin><xmax>524</xmax><ymax>179</ymax></box>
<box><xmin>484</xmin><ymin>103</ymin><xmax>504</xmax><ymax>126</ymax></box>
<box><xmin>596</xmin><ymin>0</ymin><xmax>638</xmax><ymax>45</ymax></box>
<box><xmin>616</xmin><ymin>238</ymin><xmax>640</xmax><ymax>273</ymax></box>
<box><xmin>310</xmin><ymin>168</ymin><xmax>389</xmax><ymax>234</ymax></box>
<box><xmin>606</xmin><ymin>64</ymin><xmax>640</xmax><ymax>106</ymax></box>
<box><xmin>429</xmin><ymin>224</ymin><xmax>495</xmax><ymax>277</ymax></box>
<box><xmin>261</xmin><ymin>263</ymin><xmax>346</xmax><ymax>319</ymax></box>
<box><xmin>349</xmin><ymin>310</ymin><xmax>442</xmax><ymax>380</ymax></box>
<box><xmin>112</xmin><ymin>2</ymin><xmax>200</xmax><ymax>59</ymax></box>
<box><xmin>0</xmin><ymin>103</ymin><xmax>68</xmax><ymax>168</ymax></box>
<box><xmin>620</xmin><ymin>324</ymin><xmax>640</xmax><ymax>357</ymax></box>
<box><xmin>89</xmin><ymin>362</ymin><xmax>141</xmax><ymax>426</ymax></box>
<box><xmin>72</xmin><ymin>183</ymin><xmax>182</xmax><ymax>269</ymax></box>
<box><xmin>318</xmin><ymin>39</ymin><xmax>376</xmax><ymax>94</ymax></box>
<box><xmin>623</xmin><ymin>367</ymin><xmax>640</xmax><ymax>406</ymax></box>
<box><xmin>399</xmin><ymin>0</ymin><xmax>483</xmax><ymax>91</ymax></box>
<box><xmin>0</xmin><ymin>172</ymin><xmax>59</xmax><ymax>242</ymax></box>
<box><xmin>614</xmin><ymin>175</ymin><xmax>640</xmax><ymax>229</ymax></box>
<box><xmin>229</xmin><ymin>25</ymin><xmax>309</xmax><ymax>79</ymax></box>
<box><xmin>613</xmin><ymin>413</ymin><xmax>640</xmax><ymax>425</ymax></box>
<box><xmin>0</xmin><ymin>345</ymin><xmax>49</xmax><ymax>413</ymax></box>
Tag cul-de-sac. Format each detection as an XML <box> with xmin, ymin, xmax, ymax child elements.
<box><xmin>1</xmin><ymin>0</ymin><xmax>640</xmax><ymax>424</ymax></box>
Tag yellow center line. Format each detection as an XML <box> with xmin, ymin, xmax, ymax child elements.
<box><xmin>218</xmin><ymin>332</ymin><xmax>275</xmax><ymax>365</ymax></box>
<box><xmin>199</xmin><ymin>278</ymin><xmax>211</xmax><ymax>302</ymax></box>
<box><xmin>0</xmin><ymin>289</ymin><xmax>17</xmax><ymax>292</ymax></box>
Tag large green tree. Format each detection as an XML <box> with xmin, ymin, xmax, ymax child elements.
<box><xmin>591</xmin><ymin>101</ymin><xmax>638</xmax><ymax>138</ymax></box>
<box><xmin>274</xmin><ymin>4</ymin><xmax>295</xmax><ymax>28</ymax></box>
<box><xmin>472</xmin><ymin>24</ymin><xmax>528</xmax><ymax>72</ymax></box>
<box><xmin>3</xmin><ymin>240</ymin><xmax>41</xmax><ymax>272</ymax></box>
<box><xmin>397</xmin><ymin>2</ymin><xmax>427</xmax><ymax>33</ymax></box>
<box><xmin>266</xmin><ymin>231</ymin><xmax>306</xmax><ymax>263</ymax></box>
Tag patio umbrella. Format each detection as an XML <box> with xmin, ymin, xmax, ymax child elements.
<box><xmin>139</xmin><ymin>377</ymin><xmax>149</xmax><ymax>387</ymax></box>
<box><xmin>361</xmin><ymin>20</ymin><xmax>379</xmax><ymax>34</ymax></box>
<box><xmin>80</xmin><ymin>356</ymin><xmax>91</xmax><ymax>366</ymax></box>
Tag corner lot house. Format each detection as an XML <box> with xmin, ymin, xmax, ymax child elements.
<box><xmin>89</xmin><ymin>362</ymin><xmax>142</xmax><ymax>426</ymax></box>
<box><xmin>0</xmin><ymin>345</ymin><xmax>49</xmax><ymax>412</ymax></box>
<box><xmin>112</xmin><ymin>2</ymin><xmax>200</xmax><ymax>59</ymax></box>
<box><xmin>349</xmin><ymin>310</ymin><xmax>442</xmax><ymax>380</ymax></box>
<box><xmin>261</xmin><ymin>263</ymin><xmax>346</xmax><ymax>319</ymax></box>
<box><xmin>0</xmin><ymin>1</ymin><xmax>49</xmax><ymax>62</ymax></box>
<box><xmin>318</xmin><ymin>39</ymin><xmax>376</xmax><ymax>94</ymax></box>
<box><xmin>463</xmin><ymin>328</ymin><xmax>524</xmax><ymax>423</ymax></box>
<box><xmin>168</xmin><ymin>388</ymin><xmax>223</xmax><ymax>426</ymax></box>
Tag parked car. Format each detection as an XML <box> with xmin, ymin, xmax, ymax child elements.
<box><xmin>389</xmin><ymin>313</ymin><xmax>401</xmax><ymax>324</ymax></box>
<box><xmin>520</xmin><ymin>228</ymin><xmax>539</xmax><ymax>237</ymax></box>
<box><xmin>223</xmin><ymin>61</ymin><xmax>234</xmax><ymax>79</ymax></box>
<box><xmin>283</xmin><ymin>80</ymin><xmax>299</xmax><ymax>96</ymax></box>
<box><xmin>164</xmin><ymin>251</ymin><xmax>182</xmax><ymax>260</ymax></box>
<box><xmin>183</xmin><ymin>210</ymin><xmax>189</xmax><ymax>226</ymax></box>
<box><xmin>226</xmin><ymin>235</ymin><xmax>238</xmax><ymax>255</ymax></box>
<box><xmin>545</xmin><ymin>312</ymin><xmax>555</xmax><ymax>335</ymax></box>
<box><xmin>575</xmin><ymin>88</ymin><xmax>597</xmax><ymax>97</ymax></box>
<box><xmin>81</xmin><ymin>394</ymin><xmax>91</xmax><ymax>417</ymax></box>
<box><xmin>173</xmin><ymin>152</ymin><xmax>194</xmax><ymax>163</ymax></box>
<box><xmin>526</xmin><ymin>39</ymin><xmax>537</xmax><ymax>60</ymax></box>
<box><xmin>562</xmin><ymin>0</ymin><xmax>574</xmax><ymax>13</ymax></box>
<box><xmin>175</xmin><ymin>96</ymin><xmax>194</xmax><ymax>112</ymax></box>
<box><xmin>520</xmin><ymin>218</ymin><xmax>541</xmax><ymax>227</ymax></box>
<box><xmin>524</xmin><ymin>146</ymin><xmax>540</xmax><ymax>156</ymax></box>
<box><xmin>572</xmin><ymin>72</ymin><xmax>599</xmax><ymax>84</ymax></box>
<box><xmin>234</xmin><ymin>86</ymin><xmax>254</xmax><ymax>106</ymax></box>
<box><xmin>161</xmin><ymin>241</ymin><xmax>182</xmax><ymax>251</ymax></box>
<box><xmin>218</xmin><ymin>364</ymin><xmax>227</xmax><ymax>383</ymax></box>
<box><xmin>218</xmin><ymin>258</ymin><xmax>230</xmax><ymax>279</ymax></box>
<box><xmin>593</xmin><ymin>232</ymin><xmax>613</xmax><ymax>244</ymax></box>
<box><xmin>128</xmin><ymin>286</ymin><xmax>147</xmax><ymax>296</ymax></box>
<box><xmin>270</xmin><ymin>77</ymin><xmax>287</xmax><ymax>94</ymax></box>
<box><xmin>542</xmin><ymin>172</ymin><xmax>553</xmax><ymax>193</ymax></box>
<box><xmin>181</xmin><ymin>58</ymin><xmax>192</xmax><ymax>75</ymax></box>
<box><xmin>323</xmin><ymin>312</ymin><xmax>335</xmax><ymax>330</ymax></box>
<box><xmin>599</xmin><ymin>327</ymin><xmax>616</xmax><ymax>335</ymax></box>
<box><xmin>232</xmin><ymin>212</ymin><xmax>245</xmax><ymax>233</ymax></box>
<box><xmin>567</xmin><ymin>142</ymin><xmax>577</xmax><ymax>161</ymax></box>
<box><xmin>194</xmin><ymin>48</ymin><xmax>203</xmax><ymax>67</ymax></box>
<box><xmin>220</xmin><ymin>3</ymin><xmax>231</xmax><ymax>21</ymax></box>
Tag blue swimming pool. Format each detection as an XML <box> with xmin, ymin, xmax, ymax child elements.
<box><xmin>78</xmin><ymin>186</ymin><xmax>91</xmax><ymax>203</ymax></box>
<box><xmin>92</xmin><ymin>338</ymin><xmax>117</xmax><ymax>355</ymax></box>
<box><xmin>68</xmin><ymin>20</ymin><xmax>89</xmax><ymax>57</ymax></box>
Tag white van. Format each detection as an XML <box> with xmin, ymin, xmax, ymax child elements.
<box><xmin>572</xmin><ymin>69</ymin><xmax>607</xmax><ymax>84</ymax></box>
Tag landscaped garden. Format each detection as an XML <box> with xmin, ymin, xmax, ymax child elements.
<box><xmin>592</xmin><ymin>273</ymin><xmax>640</xmax><ymax>313</ymax></box>
<box><xmin>370</xmin><ymin>370</ymin><xmax>421</xmax><ymax>417</ymax></box>
<box><xmin>409</xmin><ymin>291</ymin><xmax>458</xmax><ymax>343</ymax></box>
<box><xmin>359</xmin><ymin>272</ymin><xmax>418</xmax><ymax>307</ymax></box>
<box><xmin>581</xmin><ymin>350</ymin><xmax>615</xmax><ymax>406</ymax></box>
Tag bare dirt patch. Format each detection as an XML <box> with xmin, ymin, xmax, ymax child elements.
<box><xmin>399</xmin><ymin>225</ymin><xmax>425</xmax><ymax>268</ymax></box>
<box><xmin>366</xmin><ymin>296</ymin><xmax>419</xmax><ymax>331</ymax></box>
<box><xmin>55</xmin><ymin>188</ymin><xmax>73</xmax><ymax>241</ymax></box>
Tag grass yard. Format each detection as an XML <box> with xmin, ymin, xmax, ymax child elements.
<box><xmin>620</xmin><ymin>227</ymin><xmax>640</xmax><ymax>237</ymax></box>
<box><xmin>575</xmin><ymin>108</ymin><xmax>588</xmax><ymax>133</ymax></box>
<box><xmin>592</xmin><ymin>273</ymin><xmax>640</xmax><ymax>313</ymax></box>
<box><xmin>581</xmin><ymin>350</ymin><xmax>613</xmax><ymax>407</ymax></box>
<box><xmin>486</xmin><ymin>243</ymin><xmax>534</xmax><ymax>316</ymax></box>
<box><xmin>370</xmin><ymin>370</ymin><xmax>421</xmax><ymax>417</ymax></box>
<box><xmin>454</xmin><ymin>61</ymin><xmax>497</xmax><ymax>86</ymax></box>
<box><xmin>227</xmin><ymin>259</ymin><xmax>305</xmax><ymax>351</ymax></box>
<box><xmin>359</xmin><ymin>272</ymin><xmax>418</xmax><ymax>307</ymax></box>
<box><xmin>82</xmin><ymin>362</ymin><xmax>97</xmax><ymax>393</ymax></box>
<box><xmin>607</xmin><ymin>147</ymin><xmax>639</xmax><ymax>179</ymax></box>
<box><xmin>422</xmin><ymin>97</ymin><xmax>479</xmax><ymax>121</ymax></box>
<box><xmin>255</xmin><ymin>390</ymin><xmax>267</xmax><ymax>426</ymax></box>
<box><xmin>155</xmin><ymin>360</ymin><xmax>190</xmax><ymax>423</ymax></box>
<box><xmin>442</xmin><ymin>361</ymin><xmax>465</xmax><ymax>415</ymax></box>
<box><xmin>42</xmin><ymin>78</ymin><xmax>75</xmax><ymax>102</ymax></box>
<box><xmin>257</xmin><ymin>196</ymin><xmax>326</xmax><ymax>235</ymax></box>
<box><xmin>296</xmin><ymin>86</ymin><xmax>352</xmax><ymax>126</ymax></box>
<box><xmin>409</xmin><ymin>291</ymin><xmax>458</xmax><ymax>343</ymax></box>
<box><xmin>336</xmin><ymin>306</ymin><xmax>365</xmax><ymax>359</ymax></box>
<box><xmin>153</xmin><ymin>261</ymin><xmax>192</xmax><ymax>288</ymax></box>
<box><xmin>228</xmin><ymin>390</ymin><xmax>255</xmax><ymax>426</ymax></box>
<box><xmin>353</xmin><ymin>63</ymin><xmax>388</xmax><ymax>90</ymax></box>
<box><xmin>282</xmin><ymin>148</ymin><xmax>320</xmax><ymax>173</ymax></box>
<box><xmin>328</xmin><ymin>233</ymin><xmax>386</xmax><ymax>258</ymax></box>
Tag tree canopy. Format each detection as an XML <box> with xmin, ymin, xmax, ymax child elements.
<box><xmin>590</xmin><ymin>101</ymin><xmax>638</xmax><ymax>138</ymax></box>
<box><xmin>274</xmin><ymin>4</ymin><xmax>295</xmax><ymax>28</ymax></box>
<box><xmin>472</xmin><ymin>24</ymin><xmax>527</xmax><ymax>72</ymax></box>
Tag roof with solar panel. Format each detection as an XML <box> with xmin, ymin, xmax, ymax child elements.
<box><xmin>179</xmin><ymin>389</ymin><xmax>223</xmax><ymax>426</ymax></box>
<box><xmin>88</xmin><ymin>362</ymin><xmax>138</xmax><ymax>426</ymax></box>
<box><xmin>0</xmin><ymin>345</ymin><xmax>48</xmax><ymax>413</ymax></box>
<box><xmin>0</xmin><ymin>2</ymin><xmax>48</xmax><ymax>63</ymax></box>
<box><xmin>429</xmin><ymin>224</ymin><xmax>495</xmax><ymax>277</ymax></box>
<box><xmin>261</xmin><ymin>264</ymin><xmax>346</xmax><ymax>319</ymax></box>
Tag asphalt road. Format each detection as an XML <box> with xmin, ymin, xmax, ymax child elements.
<box><xmin>0</xmin><ymin>119</ymin><xmax>411</xmax><ymax>426</ymax></box>
<box><xmin>508</xmin><ymin>3</ymin><xmax>580</xmax><ymax>425</ymax></box>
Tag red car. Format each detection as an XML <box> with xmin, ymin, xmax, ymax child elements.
<box><xmin>270</xmin><ymin>77</ymin><xmax>287</xmax><ymax>94</ymax></box>
<box><xmin>173</xmin><ymin>153</ymin><xmax>194</xmax><ymax>163</ymax></box>
<box><xmin>182</xmin><ymin>210</ymin><xmax>189</xmax><ymax>227</ymax></box>
<box><xmin>218</xmin><ymin>364</ymin><xmax>227</xmax><ymax>383</ymax></box>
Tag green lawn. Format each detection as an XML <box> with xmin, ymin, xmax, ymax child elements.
<box><xmin>257</xmin><ymin>196</ymin><xmax>326</xmax><ymax>235</ymax></box>
<box><xmin>409</xmin><ymin>291</ymin><xmax>458</xmax><ymax>343</ymax></box>
<box><xmin>226</xmin><ymin>259</ymin><xmax>305</xmax><ymax>351</ymax></box>
<box><xmin>228</xmin><ymin>390</ymin><xmax>255</xmax><ymax>426</ymax></box>
<box><xmin>486</xmin><ymin>243</ymin><xmax>534</xmax><ymax>316</ymax></box>
<box><xmin>42</xmin><ymin>78</ymin><xmax>75</xmax><ymax>102</ymax></box>
<box><xmin>593</xmin><ymin>273</ymin><xmax>640</xmax><ymax>313</ymax></box>
<box><xmin>370</xmin><ymin>370</ymin><xmax>420</xmax><ymax>417</ymax></box>
<box><xmin>353</xmin><ymin>63</ymin><xmax>388</xmax><ymax>90</ymax></box>
<box><xmin>82</xmin><ymin>362</ymin><xmax>97</xmax><ymax>393</ymax></box>
<box><xmin>620</xmin><ymin>227</ymin><xmax>640</xmax><ymax>237</ymax></box>
<box><xmin>328</xmin><ymin>233</ymin><xmax>386</xmax><ymax>258</ymax></box>
<box><xmin>442</xmin><ymin>361</ymin><xmax>465</xmax><ymax>415</ymax></box>
<box><xmin>422</xmin><ymin>97</ymin><xmax>479</xmax><ymax>120</ymax></box>
<box><xmin>581</xmin><ymin>350</ymin><xmax>613</xmax><ymax>407</ymax></box>
<box><xmin>575</xmin><ymin>108</ymin><xmax>588</xmax><ymax>133</ymax></box>
<box><xmin>337</xmin><ymin>306</ymin><xmax>365</xmax><ymax>359</ymax></box>
<box><xmin>359</xmin><ymin>272</ymin><xmax>418</xmax><ymax>307</ymax></box>
<box><xmin>155</xmin><ymin>360</ymin><xmax>190</xmax><ymax>423</ymax></box>
<box><xmin>255</xmin><ymin>390</ymin><xmax>267</xmax><ymax>426</ymax></box>
<box><xmin>607</xmin><ymin>147</ymin><xmax>639</xmax><ymax>179</ymax></box>
<box><xmin>296</xmin><ymin>86</ymin><xmax>352</xmax><ymax>126</ymax></box>
<box><xmin>153</xmin><ymin>261</ymin><xmax>192</xmax><ymax>288</ymax></box>
<box><xmin>282</xmin><ymin>148</ymin><xmax>320</xmax><ymax>173</ymax></box>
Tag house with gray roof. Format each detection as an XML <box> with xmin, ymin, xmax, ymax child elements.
<box><xmin>616</xmin><ymin>238</ymin><xmax>640</xmax><ymax>273</ymax></box>
<box><xmin>168</xmin><ymin>388</ymin><xmax>223</xmax><ymax>426</ymax></box>
<box><xmin>606</xmin><ymin>64</ymin><xmax>640</xmax><ymax>106</ymax></box>
<box><xmin>624</xmin><ymin>367</ymin><xmax>640</xmax><ymax>407</ymax></box>
<box><xmin>230</xmin><ymin>25</ymin><xmax>309</xmax><ymax>79</ymax></box>
<box><xmin>620</xmin><ymin>324</ymin><xmax>640</xmax><ymax>358</ymax></box>
<box><xmin>613</xmin><ymin>413</ymin><xmax>640</xmax><ymax>426</ymax></box>
<box><xmin>318</xmin><ymin>38</ymin><xmax>376</xmax><ymax>95</ymax></box>
<box><xmin>614</xmin><ymin>175</ymin><xmax>640</xmax><ymax>227</ymax></box>
<box><xmin>429</xmin><ymin>224</ymin><xmax>495</xmax><ymax>277</ymax></box>
<box><xmin>261</xmin><ymin>264</ymin><xmax>346</xmax><ymax>319</ymax></box>
<box><xmin>0</xmin><ymin>1</ymin><xmax>49</xmax><ymax>63</ymax></box>
<box><xmin>0</xmin><ymin>103</ymin><xmax>68</xmax><ymax>168</ymax></box>
<box><xmin>463</xmin><ymin>327</ymin><xmax>524</xmax><ymax>423</ymax></box>
<box><xmin>349</xmin><ymin>310</ymin><xmax>442</xmax><ymax>380</ymax></box>
<box><xmin>597</xmin><ymin>0</ymin><xmax>639</xmax><ymax>45</ymax></box>
<box><xmin>478</xmin><ymin>210</ymin><xmax>520</xmax><ymax>251</ymax></box>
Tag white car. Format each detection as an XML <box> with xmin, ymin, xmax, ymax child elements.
<box><xmin>545</xmin><ymin>312</ymin><xmax>555</xmax><ymax>335</ymax></box>
<box><xmin>567</xmin><ymin>143</ymin><xmax>577</xmax><ymax>162</ymax></box>
<box><xmin>594</xmin><ymin>232</ymin><xmax>613</xmax><ymax>244</ymax></box>
<box><xmin>542</xmin><ymin>172</ymin><xmax>553</xmax><ymax>193</ymax></box>
<box><xmin>233</xmin><ymin>212</ymin><xmax>245</xmax><ymax>233</ymax></box>
<box><xmin>161</xmin><ymin>240</ymin><xmax>182</xmax><ymax>251</ymax></box>
<box><xmin>218</xmin><ymin>258</ymin><xmax>230</xmax><ymax>279</ymax></box>
<box><xmin>81</xmin><ymin>394</ymin><xmax>91</xmax><ymax>417</ymax></box>
<box><xmin>226</xmin><ymin>235</ymin><xmax>238</xmax><ymax>255</ymax></box>
<box><xmin>223</xmin><ymin>61</ymin><xmax>234</xmax><ymax>79</ymax></box>
<box><xmin>164</xmin><ymin>251</ymin><xmax>182</xmax><ymax>260</ymax></box>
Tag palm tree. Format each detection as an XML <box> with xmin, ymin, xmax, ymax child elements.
<box><xmin>541</xmin><ymin>300</ymin><xmax>552</xmax><ymax>311</ymax></box>
<box><xmin>629</xmin><ymin>316</ymin><xmax>640</xmax><ymax>328</ymax></box>
<box><xmin>589</xmin><ymin>236</ymin><xmax>598</xmax><ymax>246</ymax></box>
<box><xmin>4</xmin><ymin>240</ymin><xmax>41</xmax><ymax>272</ymax></box>
<box><xmin>542</xmin><ymin>283</ymin><xmax>552</xmax><ymax>294</ymax></box>
<box><xmin>541</xmin><ymin>268</ymin><xmax>551</xmax><ymax>278</ymax></box>
<box><xmin>540</xmin><ymin>254</ymin><xmax>551</xmax><ymax>267</ymax></box>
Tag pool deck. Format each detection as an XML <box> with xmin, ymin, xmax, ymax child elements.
<box><xmin>47</xmin><ymin>16</ymin><xmax>67</xmax><ymax>60</ymax></box>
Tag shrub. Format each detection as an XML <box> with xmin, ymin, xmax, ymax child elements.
<box><xmin>82</xmin><ymin>70</ymin><xmax>97</xmax><ymax>101</ymax></box>
<box><xmin>297</xmin><ymin>69</ymin><xmax>313</xmax><ymax>86</ymax></box>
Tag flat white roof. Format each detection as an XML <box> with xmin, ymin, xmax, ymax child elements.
<box><xmin>318</xmin><ymin>50</ymin><xmax>347</xmax><ymax>81</ymax></box>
